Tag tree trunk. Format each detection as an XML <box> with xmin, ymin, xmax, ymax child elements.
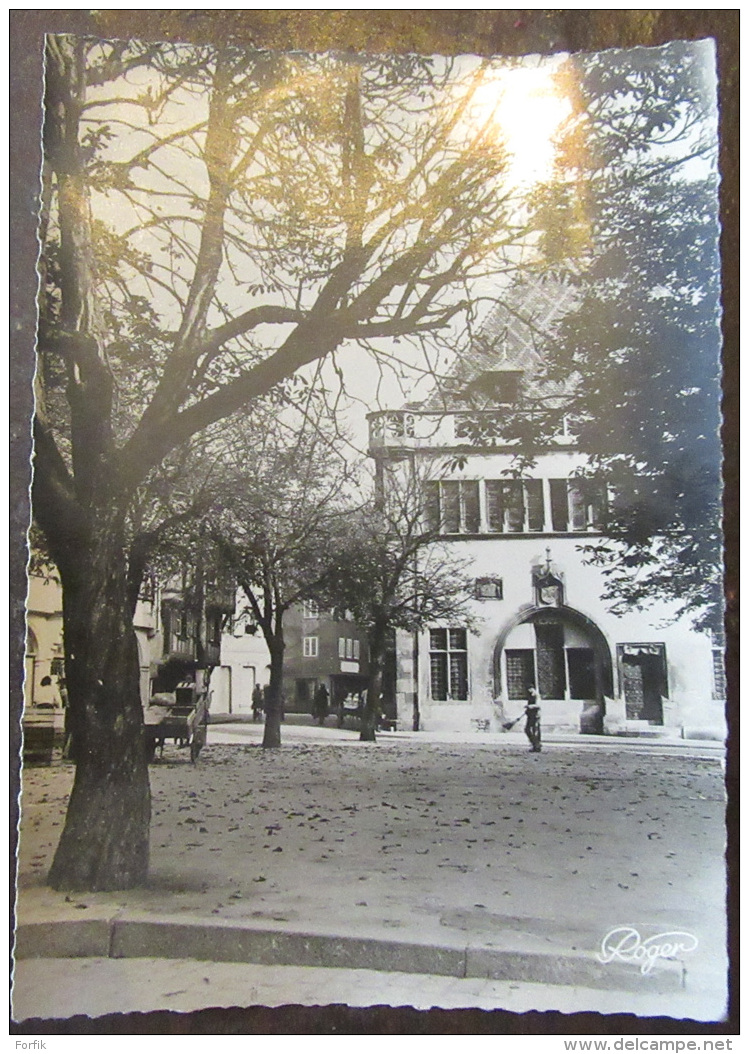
<box><xmin>47</xmin><ymin>516</ymin><xmax>151</xmax><ymax>891</ymax></box>
<box><xmin>262</xmin><ymin>637</ymin><xmax>285</xmax><ymax>749</ymax></box>
<box><xmin>361</xmin><ymin>622</ymin><xmax>387</xmax><ymax>743</ymax></box>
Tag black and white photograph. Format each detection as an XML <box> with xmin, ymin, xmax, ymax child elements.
<box><xmin>11</xmin><ymin>10</ymin><xmax>736</xmax><ymax>1037</ymax></box>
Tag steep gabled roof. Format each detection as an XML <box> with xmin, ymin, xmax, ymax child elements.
<box><xmin>421</xmin><ymin>274</ymin><xmax>578</xmax><ymax>411</ymax></box>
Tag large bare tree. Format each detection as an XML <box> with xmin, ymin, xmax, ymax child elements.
<box><xmin>35</xmin><ymin>35</ymin><xmax>539</xmax><ymax>889</ymax></box>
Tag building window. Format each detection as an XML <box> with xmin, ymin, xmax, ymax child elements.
<box><xmin>712</xmin><ymin>649</ymin><xmax>726</xmax><ymax>700</ymax></box>
<box><xmin>353</xmin><ymin>639</ymin><xmax>361</xmax><ymax>660</ymax></box>
<box><xmin>487</xmin><ymin>479</ymin><xmax>522</xmax><ymax>532</ymax></box>
<box><xmin>485</xmin><ymin>479</ymin><xmax>544</xmax><ymax>533</ymax></box>
<box><xmin>178</xmin><ymin>607</ymin><xmax>196</xmax><ymax>640</ymax></box>
<box><xmin>429</xmin><ymin>628</ymin><xmax>468</xmax><ymax>701</ymax></box>
<box><xmin>427</xmin><ymin>477</ymin><xmax>605</xmax><ymax>535</ymax></box>
<box><xmin>708</xmin><ymin>627</ymin><xmax>726</xmax><ymax>700</ymax></box>
<box><xmin>425</xmin><ymin>480</ymin><xmax>480</xmax><ymax>534</ymax></box>
<box><xmin>475</xmin><ymin>577</ymin><xmax>503</xmax><ymax>600</ymax></box>
<box><xmin>339</xmin><ymin>637</ymin><xmax>359</xmax><ymax>660</ymax></box>
<box><xmin>506</xmin><ymin>649</ymin><xmax>535</xmax><ymax>700</ymax></box>
<box><xmin>303</xmin><ymin>636</ymin><xmax>319</xmax><ymax>658</ymax></box>
<box><xmin>302</xmin><ymin>599</ymin><xmax>319</xmax><ymax>618</ymax></box>
<box><xmin>549</xmin><ymin>479</ymin><xmax>604</xmax><ymax>532</ymax></box>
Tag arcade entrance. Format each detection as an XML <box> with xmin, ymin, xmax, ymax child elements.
<box><xmin>498</xmin><ymin>608</ymin><xmax>612</xmax><ymax>733</ymax></box>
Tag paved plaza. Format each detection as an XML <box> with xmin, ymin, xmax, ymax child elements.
<box><xmin>13</xmin><ymin>726</ymin><xmax>727</xmax><ymax>1022</ymax></box>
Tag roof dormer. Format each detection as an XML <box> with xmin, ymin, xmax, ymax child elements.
<box><xmin>460</xmin><ymin>368</ymin><xmax>524</xmax><ymax>406</ymax></box>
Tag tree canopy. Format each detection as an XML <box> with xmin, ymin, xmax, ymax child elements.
<box><xmin>547</xmin><ymin>41</ymin><xmax>722</xmax><ymax>630</ymax></box>
<box><xmin>36</xmin><ymin>36</ymin><xmax>547</xmax><ymax>552</ymax></box>
<box><xmin>208</xmin><ymin>414</ymin><xmax>357</xmax><ymax>746</ymax></box>
<box><xmin>456</xmin><ymin>40</ymin><xmax>722</xmax><ymax>630</ymax></box>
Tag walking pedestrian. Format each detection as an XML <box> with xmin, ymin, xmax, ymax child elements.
<box><xmin>251</xmin><ymin>683</ymin><xmax>264</xmax><ymax>722</ymax></box>
<box><xmin>525</xmin><ymin>686</ymin><xmax>542</xmax><ymax>752</ymax></box>
<box><xmin>312</xmin><ymin>683</ymin><xmax>329</xmax><ymax>726</ymax></box>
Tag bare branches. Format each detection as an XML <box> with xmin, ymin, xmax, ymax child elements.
<box><xmin>42</xmin><ymin>38</ymin><xmax>539</xmax><ymax>491</ymax></box>
<box><xmin>38</xmin><ymin>38</ymin><xmax>581</xmax><ymax>537</ymax></box>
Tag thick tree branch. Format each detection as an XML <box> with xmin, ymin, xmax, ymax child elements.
<box><xmin>31</xmin><ymin>418</ymin><xmax>88</xmax><ymax>579</ymax></box>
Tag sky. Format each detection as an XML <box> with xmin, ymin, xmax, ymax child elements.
<box><xmin>74</xmin><ymin>38</ymin><xmax>718</xmax><ymax>465</ymax></box>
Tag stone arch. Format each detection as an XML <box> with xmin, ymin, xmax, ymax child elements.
<box><xmin>493</xmin><ymin>605</ymin><xmax>614</xmax><ymax>731</ymax></box>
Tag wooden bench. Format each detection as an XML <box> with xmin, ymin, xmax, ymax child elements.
<box><xmin>22</xmin><ymin>715</ymin><xmax>57</xmax><ymax>765</ymax></box>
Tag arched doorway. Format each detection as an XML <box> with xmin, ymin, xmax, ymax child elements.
<box><xmin>494</xmin><ymin>606</ymin><xmax>613</xmax><ymax>734</ymax></box>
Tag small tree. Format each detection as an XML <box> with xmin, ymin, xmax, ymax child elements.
<box><xmin>208</xmin><ymin>416</ymin><xmax>357</xmax><ymax>748</ymax></box>
<box><xmin>325</xmin><ymin>462</ymin><xmax>475</xmax><ymax>741</ymax></box>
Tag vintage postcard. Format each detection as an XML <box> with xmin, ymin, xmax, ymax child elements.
<box><xmin>12</xmin><ymin>20</ymin><xmax>732</xmax><ymax>1034</ymax></box>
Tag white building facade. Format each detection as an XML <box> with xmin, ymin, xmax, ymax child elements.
<box><xmin>210</xmin><ymin>599</ymin><xmax>271</xmax><ymax>716</ymax></box>
<box><xmin>369</xmin><ymin>404</ymin><xmax>725</xmax><ymax>742</ymax></box>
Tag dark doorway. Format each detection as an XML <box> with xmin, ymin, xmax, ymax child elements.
<box><xmin>620</xmin><ymin>647</ymin><xmax>666</xmax><ymax>724</ymax></box>
<box><xmin>567</xmin><ymin>648</ymin><xmax>596</xmax><ymax>698</ymax></box>
<box><xmin>535</xmin><ymin>623</ymin><xmax>565</xmax><ymax>699</ymax></box>
<box><xmin>295</xmin><ymin>678</ymin><xmax>313</xmax><ymax>713</ymax></box>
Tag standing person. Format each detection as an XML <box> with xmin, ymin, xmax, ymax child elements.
<box><xmin>59</xmin><ymin>677</ymin><xmax>74</xmax><ymax>760</ymax></box>
<box><xmin>312</xmin><ymin>682</ymin><xmax>329</xmax><ymax>726</ymax></box>
<box><xmin>252</xmin><ymin>683</ymin><xmax>264</xmax><ymax>722</ymax></box>
<box><xmin>525</xmin><ymin>686</ymin><xmax>542</xmax><ymax>752</ymax></box>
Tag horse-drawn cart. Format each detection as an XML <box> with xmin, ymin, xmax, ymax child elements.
<box><xmin>144</xmin><ymin>684</ymin><xmax>208</xmax><ymax>762</ymax></box>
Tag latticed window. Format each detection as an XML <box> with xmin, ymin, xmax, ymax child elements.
<box><xmin>712</xmin><ymin>649</ymin><xmax>726</xmax><ymax>699</ymax></box>
<box><xmin>429</xmin><ymin>628</ymin><xmax>468</xmax><ymax>701</ymax></box>
<box><xmin>424</xmin><ymin>481</ymin><xmax>480</xmax><ymax>534</ymax></box>
<box><xmin>525</xmin><ymin>479</ymin><xmax>544</xmax><ymax>530</ymax></box>
<box><xmin>506</xmin><ymin>649</ymin><xmax>535</xmax><ymax>700</ymax></box>
<box><xmin>486</xmin><ymin>479</ymin><xmax>544</xmax><ymax>533</ymax></box>
<box><xmin>550</xmin><ymin>479</ymin><xmax>605</xmax><ymax>531</ymax></box>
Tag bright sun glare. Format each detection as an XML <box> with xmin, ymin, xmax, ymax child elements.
<box><xmin>465</xmin><ymin>64</ymin><xmax>572</xmax><ymax>186</ymax></box>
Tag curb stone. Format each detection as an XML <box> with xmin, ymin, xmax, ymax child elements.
<box><xmin>15</xmin><ymin>916</ymin><xmax>685</xmax><ymax>995</ymax></box>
